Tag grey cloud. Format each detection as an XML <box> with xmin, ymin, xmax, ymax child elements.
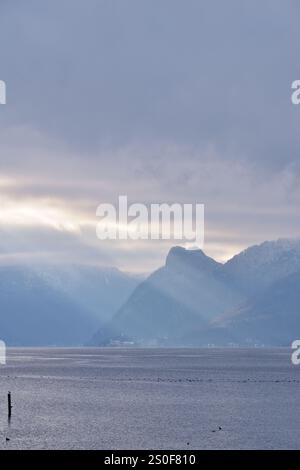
<box><xmin>0</xmin><ymin>0</ymin><xmax>299</xmax><ymax>166</ymax></box>
<box><xmin>0</xmin><ymin>1</ymin><xmax>299</xmax><ymax>269</ymax></box>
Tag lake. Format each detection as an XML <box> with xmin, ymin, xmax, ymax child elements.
<box><xmin>0</xmin><ymin>347</ymin><xmax>299</xmax><ymax>449</ymax></box>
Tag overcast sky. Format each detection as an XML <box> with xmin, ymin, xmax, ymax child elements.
<box><xmin>0</xmin><ymin>0</ymin><xmax>299</xmax><ymax>272</ymax></box>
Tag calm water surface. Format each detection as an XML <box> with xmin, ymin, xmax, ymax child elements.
<box><xmin>0</xmin><ymin>348</ymin><xmax>298</xmax><ymax>449</ymax></box>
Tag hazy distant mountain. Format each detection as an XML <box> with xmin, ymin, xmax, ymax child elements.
<box><xmin>5</xmin><ymin>238</ymin><xmax>298</xmax><ymax>347</ymax></box>
<box><xmin>91</xmin><ymin>239</ymin><xmax>300</xmax><ymax>347</ymax></box>
<box><xmin>0</xmin><ymin>265</ymin><xmax>138</xmax><ymax>346</ymax></box>
<box><xmin>91</xmin><ymin>246</ymin><xmax>244</xmax><ymax>346</ymax></box>
<box><xmin>215</xmin><ymin>269</ymin><xmax>300</xmax><ymax>346</ymax></box>
<box><xmin>31</xmin><ymin>264</ymin><xmax>139</xmax><ymax>323</ymax></box>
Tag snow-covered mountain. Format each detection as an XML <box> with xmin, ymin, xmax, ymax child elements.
<box><xmin>223</xmin><ymin>239</ymin><xmax>300</xmax><ymax>294</ymax></box>
<box><xmin>3</xmin><ymin>238</ymin><xmax>299</xmax><ymax>347</ymax></box>
<box><xmin>0</xmin><ymin>264</ymin><xmax>138</xmax><ymax>346</ymax></box>
<box><xmin>91</xmin><ymin>239</ymin><xmax>300</xmax><ymax>347</ymax></box>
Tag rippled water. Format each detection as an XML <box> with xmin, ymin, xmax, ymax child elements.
<box><xmin>0</xmin><ymin>348</ymin><xmax>299</xmax><ymax>449</ymax></box>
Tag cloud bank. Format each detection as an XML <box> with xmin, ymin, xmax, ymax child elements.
<box><xmin>0</xmin><ymin>0</ymin><xmax>299</xmax><ymax>271</ymax></box>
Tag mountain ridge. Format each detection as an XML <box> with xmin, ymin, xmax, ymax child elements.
<box><xmin>0</xmin><ymin>264</ymin><xmax>138</xmax><ymax>346</ymax></box>
<box><xmin>91</xmin><ymin>238</ymin><xmax>300</xmax><ymax>347</ymax></box>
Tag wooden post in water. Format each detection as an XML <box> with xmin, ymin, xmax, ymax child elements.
<box><xmin>8</xmin><ymin>392</ymin><xmax>12</xmax><ymax>418</ymax></box>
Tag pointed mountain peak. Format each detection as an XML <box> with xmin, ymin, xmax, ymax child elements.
<box><xmin>165</xmin><ymin>246</ymin><xmax>220</xmax><ymax>271</ymax></box>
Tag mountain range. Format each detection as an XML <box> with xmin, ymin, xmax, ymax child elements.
<box><xmin>1</xmin><ymin>238</ymin><xmax>299</xmax><ymax>347</ymax></box>
<box><xmin>0</xmin><ymin>264</ymin><xmax>138</xmax><ymax>346</ymax></box>
<box><xmin>91</xmin><ymin>239</ymin><xmax>300</xmax><ymax>347</ymax></box>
